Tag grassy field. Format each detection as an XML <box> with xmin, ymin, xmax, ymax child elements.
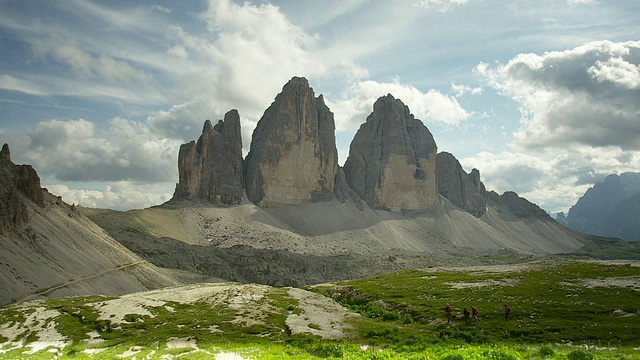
<box><xmin>311</xmin><ymin>260</ymin><xmax>640</xmax><ymax>359</ymax></box>
<box><xmin>0</xmin><ymin>259</ymin><xmax>638</xmax><ymax>359</ymax></box>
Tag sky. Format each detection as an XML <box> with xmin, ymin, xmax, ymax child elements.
<box><xmin>1</xmin><ymin>0</ymin><xmax>639</xmax><ymax>214</ymax></box>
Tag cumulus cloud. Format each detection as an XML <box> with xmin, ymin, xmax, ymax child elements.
<box><xmin>147</xmin><ymin>0</ymin><xmax>331</xmax><ymax>148</ymax></box>
<box><xmin>477</xmin><ymin>40</ymin><xmax>640</xmax><ymax>151</ymax></box>
<box><xmin>473</xmin><ymin>40</ymin><xmax>640</xmax><ymax>212</ymax></box>
<box><xmin>23</xmin><ymin>118</ymin><xmax>178</xmax><ymax>183</ymax></box>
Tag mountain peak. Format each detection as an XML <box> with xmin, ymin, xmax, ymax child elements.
<box><xmin>1</xmin><ymin>143</ymin><xmax>11</xmax><ymax>165</ymax></box>
<box><xmin>344</xmin><ymin>95</ymin><xmax>438</xmax><ymax>211</ymax></box>
<box><xmin>244</xmin><ymin>76</ymin><xmax>338</xmax><ymax>207</ymax></box>
<box><xmin>565</xmin><ymin>171</ymin><xmax>640</xmax><ymax>240</ymax></box>
<box><xmin>173</xmin><ymin>110</ymin><xmax>243</xmax><ymax>205</ymax></box>
<box><xmin>0</xmin><ymin>144</ymin><xmax>45</xmax><ymax>231</ymax></box>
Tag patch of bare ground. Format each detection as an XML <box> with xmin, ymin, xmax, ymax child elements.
<box><xmin>286</xmin><ymin>287</ymin><xmax>358</xmax><ymax>339</ymax></box>
<box><xmin>445</xmin><ymin>278</ymin><xmax>522</xmax><ymax>289</ymax></box>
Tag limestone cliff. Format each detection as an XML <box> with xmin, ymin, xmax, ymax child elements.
<box><xmin>173</xmin><ymin>110</ymin><xmax>243</xmax><ymax>205</ymax></box>
<box><xmin>244</xmin><ymin>77</ymin><xmax>338</xmax><ymax>207</ymax></box>
<box><xmin>343</xmin><ymin>94</ymin><xmax>438</xmax><ymax>211</ymax></box>
<box><xmin>436</xmin><ymin>151</ymin><xmax>487</xmax><ymax>217</ymax></box>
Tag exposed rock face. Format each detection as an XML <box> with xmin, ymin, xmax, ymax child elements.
<box><xmin>173</xmin><ymin>110</ymin><xmax>243</xmax><ymax>205</ymax></box>
<box><xmin>487</xmin><ymin>191</ymin><xmax>552</xmax><ymax>221</ymax></box>
<box><xmin>0</xmin><ymin>143</ymin><xmax>45</xmax><ymax>232</ymax></box>
<box><xmin>244</xmin><ymin>77</ymin><xmax>338</xmax><ymax>207</ymax></box>
<box><xmin>436</xmin><ymin>152</ymin><xmax>487</xmax><ymax>217</ymax></box>
<box><xmin>343</xmin><ymin>94</ymin><xmax>438</xmax><ymax>211</ymax></box>
<box><xmin>564</xmin><ymin>173</ymin><xmax>640</xmax><ymax>241</ymax></box>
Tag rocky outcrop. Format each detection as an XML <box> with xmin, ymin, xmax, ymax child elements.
<box><xmin>343</xmin><ymin>94</ymin><xmax>438</xmax><ymax>211</ymax></box>
<box><xmin>244</xmin><ymin>77</ymin><xmax>339</xmax><ymax>207</ymax></box>
<box><xmin>0</xmin><ymin>143</ymin><xmax>45</xmax><ymax>232</ymax></box>
<box><xmin>487</xmin><ymin>191</ymin><xmax>552</xmax><ymax>221</ymax></box>
<box><xmin>173</xmin><ymin>110</ymin><xmax>243</xmax><ymax>205</ymax></box>
<box><xmin>436</xmin><ymin>152</ymin><xmax>487</xmax><ymax>217</ymax></box>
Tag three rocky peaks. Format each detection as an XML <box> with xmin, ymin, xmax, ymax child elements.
<box><xmin>173</xmin><ymin>76</ymin><xmax>488</xmax><ymax>216</ymax></box>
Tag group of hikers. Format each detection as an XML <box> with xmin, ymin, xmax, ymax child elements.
<box><xmin>444</xmin><ymin>303</ymin><xmax>511</xmax><ymax>322</ymax></box>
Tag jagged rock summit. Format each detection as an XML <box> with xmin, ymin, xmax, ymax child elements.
<box><xmin>343</xmin><ymin>94</ymin><xmax>438</xmax><ymax>211</ymax></box>
<box><xmin>0</xmin><ymin>143</ymin><xmax>44</xmax><ymax>232</ymax></box>
<box><xmin>244</xmin><ymin>76</ymin><xmax>339</xmax><ymax>207</ymax></box>
<box><xmin>173</xmin><ymin>110</ymin><xmax>243</xmax><ymax>205</ymax></box>
<box><xmin>436</xmin><ymin>152</ymin><xmax>487</xmax><ymax>217</ymax></box>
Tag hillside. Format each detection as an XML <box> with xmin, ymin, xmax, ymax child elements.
<box><xmin>83</xmin><ymin>193</ymin><xmax>585</xmax><ymax>286</ymax></box>
<box><xmin>0</xmin><ymin>144</ymin><xmax>211</xmax><ymax>307</ymax></box>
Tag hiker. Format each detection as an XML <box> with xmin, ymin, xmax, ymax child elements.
<box><xmin>471</xmin><ymin>306</ymin><xmax>478</xmax><ymax>321</ymax></box>
<box><xmin>444</xmin><ymin>303</ymin><xmax>453</xmax><ymax>323</ymax></box>
<box><xmin>504</xmin><ymin>304</ymin><xmax>511</xmax><ymax>321</ymax></box>
<box><xmin>463</xmin><ymin>307</ymin><xmax>470</xmax><ymax>322</ymax></box>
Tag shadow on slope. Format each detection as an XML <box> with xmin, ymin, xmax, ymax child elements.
<box><xmin>108</xmin><ymin>229</ymin><xmax>489</xmax><ymax>287</ymax></box>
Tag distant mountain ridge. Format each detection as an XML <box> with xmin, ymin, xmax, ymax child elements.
<box><xmin>560</xmin><ymin>172</ymin><xmax>640</xmax><ymax>241</ymax></box>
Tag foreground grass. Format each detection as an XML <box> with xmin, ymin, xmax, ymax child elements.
<box><xmin>313</xmin><ymin>260</ymin><xmax>639</xmax><ymax>346</ymax></box>
<box><xmin>1</xmin><ymin>260</ymin><xmax>639</xmax><ymax>359</ymax></box>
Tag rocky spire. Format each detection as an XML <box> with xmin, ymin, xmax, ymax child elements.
<box><xmin>244</xmin><ymin>77</ymin><xmax>339</xmax><ymax>207</ymax></box>
<box><xmin>173</xmin><ymin>110</ymin><xmax>243</xmax><ymax>205</ymax></box>
<box><xmin>436</xmin><ymin>151</ymin><xmax>487</xmax><ymax>217</ymax></box>
<box><xmin>343</xmin><ymin>94</ymin><xmax>438</xmax><ymax>211</ymax></box>
<box><xmin>0</xmin><ymin>143</ymin><xmax>45</xmax><ymax>232</ymax></box>
<box><xmin>1</xmin><ymin>143</ymin><xmax>11</xmax><ymax>165</ymax></box>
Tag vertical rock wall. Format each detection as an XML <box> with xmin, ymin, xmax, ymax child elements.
<box><xmin>436</xmin><ymin>152</ymin><xmax>487</xmax><ymax>217</ymax></box>
<box><xmin>343</xmin><ymin>94</ymin><xmax>438</xmax><ymax>211</ymax></box>
<box><xmin>173</xmin><ymin>110</ymin><xmax>243</xmax><ymax>205</ymax></box>
<box><xmin>0</xmin><ymin>144</ymin><xmax>45</xmax><ymax>232</ymax></box>
<box><xmin>244</xmin><ymin>77</ymin><xmax>338</xmax><ymax>207</ymax></box>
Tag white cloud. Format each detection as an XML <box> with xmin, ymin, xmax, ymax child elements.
<box><xmin>328</xmin><ymin>79</ymin><xmax>472</xmax><ymax>132</ymax></box>
<box><xmin>23</xmin><ymin>118</ymin><xmax>178</xmax><ymax>183</ymax></box>
<box><xmin>472</xmin><ymin>40</ymin><xmax>640</xmax><ymax>212</ymax></box>
<box><xmin>46</xmin><ymin>182</ymin><xmax>174</xmax><ymax>211</ymax></box>
<box><xmin>48</xmin><ymin>46</ymin><xmax>155</xmax><ymax>84</ymax></box>
<box><xmin>462</xmin><ymin>145</ymin><xmax>640</xmax><ymax>213</ymax></box>
<box><xmin>451</xmin><ymin>83</ymin><xmax>483</xmax><ymax>97</ymax></box>
<box><xmin>151</xmin><ymin>5</ymin><xmax>171</xmax><ymax>14</ymax></box>
<box><xmin>413</xmin><ymin>0</ymin><xmax>468</xmax><ymax>12</ymax></box>
<box><xmin>477</xmin><ymin>40</ymin><xmax>640</xmax><ymax>151</ymax></box>
<box><xmin>567</xmin><ymin>0</ymin><xmax>596</xmax><ymax>4</ymax></box>
<box><xmin>147</xmin><ymin>0</ymin><xmax>333</xmax><ymax>147</ymax></box>
<box><xmin>0</xmin><ymin>75</ymin><xmax>48</xmax><ymax>96</ymax></box>
<box><xmin>588</xmin><ymin>57</ymin><xmax>640</xmax><ymax>89</ymax></box>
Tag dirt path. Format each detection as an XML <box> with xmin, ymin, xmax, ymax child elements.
<box><xmin>17</xmin><ymin>260</ymin><xmax>147</xmax><ymax>303</ymax></box>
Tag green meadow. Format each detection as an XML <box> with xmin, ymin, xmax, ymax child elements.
<box><xmin>0</xmin><ymin>260</ymin><xmax>638</xmax><ymax>359</ymax></box>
